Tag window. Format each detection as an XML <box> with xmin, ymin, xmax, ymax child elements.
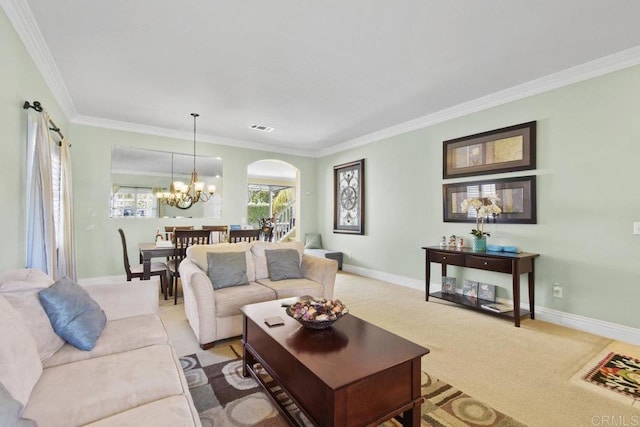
<box><xmin>110</xmin><ymin>186</ymin><xmax>158</xmax><ymax>218</ymax></box>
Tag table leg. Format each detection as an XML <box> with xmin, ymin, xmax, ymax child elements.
<box><xmin>143</xmin><ymin>255</ymin><xmax>151</xmax><ymax>280</ymax></box>
<box><xmin>512</xmin><ymin>261</ymin><xmax>521</xmax><ymax>327</ymax></box>
<box><xmin>529</xmin><ymin>262</ymin><xmax>536</xmax><ymax>319</ymax></box>
<box><xmin>425</xmin><ymin>251</ymin><xmax>431</xmax><ymax>301</ymax></box>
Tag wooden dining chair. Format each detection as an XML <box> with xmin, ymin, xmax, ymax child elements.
<box><xmin>164</xmin><ymin>225</ymin><xmax>194</xmax><ymax>242</ymax></box>
<box><xmin>228</xmin><ymin>229</ymin><xmax>261</xmax><ymax>243</ymax></box>
<box><xmin>168</xmin><ymin>229</ymin><xmax>211</xmax><ymax>304</ymax></box>
<box><xmin>117</xmin><ymin>228</ymin><xmax>169</xmax><ymax>299</ymax></box>
<box><xmin>202</xmin><ymin>225</ymin><xmax>229</xmax><ymax>243</ymax></box>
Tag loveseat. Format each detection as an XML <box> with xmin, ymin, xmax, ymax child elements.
<box><xmin>0</xmin><ymin>269</ymin><xmax>201</xmax><ymax>427</ymax></box>
<box><xmin>179</xmin><ymin>240</ymin><xmax>339</xmax><ymax>349</ymax></box>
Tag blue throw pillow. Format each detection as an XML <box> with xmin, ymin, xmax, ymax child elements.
<box><xmin>38</xmin><ymin>277</ymin><xmax>107</xmax><ymax>351</ymax></box>
<box><xmin>265</xmin><ymin>249</ymin><xmax>304</xmax><ymax>281</ymax></box>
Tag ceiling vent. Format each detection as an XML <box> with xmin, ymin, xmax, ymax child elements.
<box><xmin>250</xmin><ymin>124</ymin><xmax>274</xmax><ymax>133</ymax></box>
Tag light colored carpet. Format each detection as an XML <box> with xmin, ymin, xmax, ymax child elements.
<box><xmin>159</xmin><ymin>273</ymin><xmax>640</xmax><ymax>427</ymax></box>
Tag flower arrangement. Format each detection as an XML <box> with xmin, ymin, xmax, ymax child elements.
<box><xmin>461</xmin><ymin>197</ymin><xmax>502</xmax><ymax>238</ymax></box>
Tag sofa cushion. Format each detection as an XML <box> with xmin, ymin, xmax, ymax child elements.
<box><xmin>4</xmin><ymin>290</ymin><xmax>65</xmax><ymax>363</ymax></box>
<box><xmin>187</xmin><ymin>242</ymin><xmax>255</xmax><ymax>282</ymax></box>
<box><xmin>265</xmin><ymin>249</ymin><xmax>304</xmax><ymax>281</ymax></box>
<box><xmin>0</xmin><ymin>382</ymin><xmax>37</xmax><ymax>427</ymax></box>
<box><xmin>38</xmin><ymin>277</ymin><xmax>107</xmax><ymax>351</ymax></box>
<box><xmin>44</xmin><ymin>314</ymin><xmax>168</xmax><ymax>368</ymax></box>
<box><xmin>251</xmin><ymin>241</ymin><xmax>304</xmax><ymax>280</ymax></box>
<box><xmin>0</xmin><ymin>268</ymin><xmax>54</xmax><ymax>292</ymax></box>
<box><xmin>23</xmin><ymin>344</ymin><xmax>186</xmax><ymax>427</ymax></box>
<box><xmin>85</xmin><ymin>395</ymin><xmax>199</xmax><ymax>427</ymax></box>
<box><xmin>207</xmin><ymin>252</ymin><xmax>249</xmax><ymax>290</ymax></box>
<box><xmin>0</xmin><ymin>295</ymin><xmax>42</xmax><ymax>408</ymax></box>
<box><xmin>214</xmin><ymin>282</ymin><xmax>276</xmax><ymax>318</ymax></box>
<box><xmin>304</xmin><ymin>233</ymin><xmax>323</xmax><ymax>249</ymax></box>
<box><xmin>257</xmin><ymin>277</ymin><xmax>325</xmax><ymax>299</ymax></box>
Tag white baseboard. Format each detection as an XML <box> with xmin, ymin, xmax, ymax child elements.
<box><xmin>341</xmin><ymin>263</ymin><xmax>640</xmax><ymax>346</ymax></box>
<box><xmin>342</xmin><ymin>264</ymin><xmax>424</xmax><ymax>291</ymax></box>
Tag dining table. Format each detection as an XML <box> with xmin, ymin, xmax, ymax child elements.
<box><xmin>138</xmin><ymin>243</ymin><xmax>179</xmax><ymax>280</ymax></box>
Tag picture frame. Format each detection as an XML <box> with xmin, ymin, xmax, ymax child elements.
<box><xmin>333</xmin><ymin>159</ymin><xmax>365</xmax><ymax>235</ymax></box>
<box><xmin>478</xmin><ymin>283</ymin><xmax>496</xmax><ymax>302</ymax></box>
<box><xmin>462</xmin><ymin>280</ymin><xmax>478</xmax><ymax>299</ymax></box>
<box><xmin>441</xmin><ymin>276</ymin><xmax>457</xmax><ymax>294</ymax></box>
<box><xmin>443</xmin><ymin>175</ymin><xmax>537</xmax><ymax>224</ymax></box>
<box><xmin>443</xmin><ymin>121</ymin><xmax>536</xmax><ymax>179</ymax></box>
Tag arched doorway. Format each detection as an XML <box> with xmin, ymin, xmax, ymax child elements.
<box><xmin>246</xmin><ymin>160</ymin><xmax>299</xmax><ymax>241</ymax></box>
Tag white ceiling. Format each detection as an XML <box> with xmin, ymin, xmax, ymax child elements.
<box><xmin>7</xmin><ymin>1</ymin><xmax>640</xmax><ymax>157</ymax></box>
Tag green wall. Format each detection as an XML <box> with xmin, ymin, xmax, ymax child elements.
<box><xmin>0</xmin><ymin>9</ymin><xmax>68</xmax><ymax>270</ymax></box>
<box><xmin>69</xmin><ymin>124</ymin><xmax>316</xmax><ymax>278</ymax></box>
<box><xmin>316</xmin><ymin>64</ymin><xmax>640</xmax><ymax>328</ymax></box>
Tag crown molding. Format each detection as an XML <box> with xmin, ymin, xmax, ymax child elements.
<box><xmin>72</xmin><ymin>115</ymin><xmax>315</xmax><ymax>157</ymax></box>
<box><xmin>318</xmin><ymin>45</ymin><xmax>640</xmax><ymax>158</ymax></box>
<box><xmin>5</xmin><ymin>0</ymin><xmax>639</xmax><ymax>158</ymax></box>
<box><xmin>1</xmin><ymin>0</ymin><xmax>77</xmax><ymax>120</ymax></box>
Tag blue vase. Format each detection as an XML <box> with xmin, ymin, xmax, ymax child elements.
<box><xmin>472</xmin><ymin>236</ymin><xmax>487</xmax><ymax>251</ymax></box>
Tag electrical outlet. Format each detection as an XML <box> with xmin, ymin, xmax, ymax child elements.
<box><xmin>634</xmin><ymin>222</ymin><xmax>640</xmax><ymax>235</ymax></box>
<box><xmin>553</xmin><ymin>283</ymin><xmax>563</xmax><ymax>298</ymax></box>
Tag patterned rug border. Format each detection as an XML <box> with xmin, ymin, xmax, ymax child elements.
<box><xmin>582</xmin><ymin>352</ymin><xmax>640</xmax><ymax>401</ymax></box>
<box><xmin>180</xmin><ymin>342</ymin><xmax>526</xmax><ymax>427</ymax></box>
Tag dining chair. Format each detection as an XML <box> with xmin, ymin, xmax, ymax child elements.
<box><xmin>202</xmin><ymin>225</ymin><xmax>229</xmax><ymax>243</ymax></box>
<box><xmin>168</xmin><ymin>229</ymin><xmax>211</xmax><ymax>304</ymax></box>
<box><xmin>228</xmin><ymin>229</ymin><xmax>261</xmax><ymax>243</ymax></box>
<box><xmin>164</xmin><ymin>225</ymin><xmax>194</xmax><ymax>242</ymax></box>
<box><xmin>117</xmin><ymin>228</ymin><xmax>169</xmax><ymax>299</ymax></box>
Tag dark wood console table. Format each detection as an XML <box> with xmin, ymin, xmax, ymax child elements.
<box><xmin>422</xmin><ymin>246</ymin><xmax>539</xmax><ymax>327</ymax></box>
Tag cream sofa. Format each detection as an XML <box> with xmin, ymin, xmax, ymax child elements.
<box><xmin>179</xmin><ymin>241</ymin><xmax>339</xmax><ymax>349</ymax></box>
<box><xmin>0</xmin><ymin>269</ymin><xmax>201</xmax><ymax>427</ymax></box>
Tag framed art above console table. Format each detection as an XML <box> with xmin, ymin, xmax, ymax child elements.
<box><xmin>443</xmin><ymin>121</ymin><xmax>536</xmax><ymax>179</ymax></box>
<box><xmin>443</xmin><ymin>175</ymin><xmax>537</xmax><ymax>224</ymax></box>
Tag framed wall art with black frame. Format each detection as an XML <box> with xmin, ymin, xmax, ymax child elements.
<box><xmin>333</xmin><ymin>159</ymin><xmax>365</xmax><ymax>235</ymax></box>
<box><xmin>443</xmin><ymin>121</ymin><xmax>536</xmax><ymax>179</ymax></box>
<box><xmin>443</xmin><ymin>175</ymin><xmax>537</xmax><ymax>224</ymax></box>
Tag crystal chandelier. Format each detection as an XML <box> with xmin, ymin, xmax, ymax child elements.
<box><xmin>156</xmin><ymin>113</ymin><xmax>215</xmax><ymax>210</ymax></box>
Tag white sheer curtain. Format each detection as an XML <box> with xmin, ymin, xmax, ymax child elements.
<box><xmin>58</xmin><ymin>138</ymin><xmax>77</xmax><ymax>281</ymax></box>
<box><xmin>26</xmin><ymin>113</ymin><xmax>57</xmax><ymax>278</ymax></box>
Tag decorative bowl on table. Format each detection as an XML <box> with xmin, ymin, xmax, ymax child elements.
<box><xmin>284</xmin><ymin>296</ymin><xmax>349</xmax><ymax>329</ymax></box>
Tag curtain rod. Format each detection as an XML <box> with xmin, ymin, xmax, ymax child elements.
<box><xmin>22</xmin><ymin>100</ymin><xmax>66</xmax><ymax>144</ymax></box>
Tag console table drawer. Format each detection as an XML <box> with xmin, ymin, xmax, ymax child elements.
<box><xmin>429</xmin><ymin>251</ymin><xmax>465</xmax><ymax>266</ymax></box>
<box><xmin>465</xmin><ymin>255</ymin><xmax>512</xmax><ymax>273</ymax></box>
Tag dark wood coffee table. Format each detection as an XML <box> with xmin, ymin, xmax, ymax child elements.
<box><xmin>240</xmin><ymin>300</ymin><xmax>430</xmax><ymax>426</ymax></box>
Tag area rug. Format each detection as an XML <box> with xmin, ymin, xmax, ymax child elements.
<box><xmin>583</xmin><ymin>352</ymin><xmax>640</xmax><ymax>400</ymax></box>
<box><xmin>180</xmin><ymin>342</ymin><xmax>525</xmax><ymax>427</ymax></box>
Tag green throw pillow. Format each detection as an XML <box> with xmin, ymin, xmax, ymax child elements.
<box><xmin>304</xmin><ymin>233</ymin><xmax>323</xmax><ymax>249</ymax></box>
<box><xmin>207</xmin><ymin>252</ymin><xmax>249</xmax><ymax>290</ymax></box>
<box><xmin>265</xmin><ymin>249</ymin><xmax>303</xmax><ymax>281</ymax></box>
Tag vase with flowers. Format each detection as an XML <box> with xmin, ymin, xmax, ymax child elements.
<box><xmin>461</xmin><ymin>197</ymin><xmax>502</xmax><ymax>251</ymax></box>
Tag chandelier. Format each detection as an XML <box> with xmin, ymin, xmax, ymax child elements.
<box><xmin>156</xmin><ymin>113</ymin><xmax>215</xmax><ymax>210</ymax></box>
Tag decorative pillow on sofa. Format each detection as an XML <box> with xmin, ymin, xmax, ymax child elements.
<box><xmin>304</xmin><ymin>233</ymin><xmax>323</xmax><ymax>249</ymax></box>
<box><xmin>207</xmin><ymin>252</ymin><xmax>250</xmax><ymax>290</ymax></box>
<box><xmin>0</xmin><ymin>382</ymin><xmax>37</xmax><ymax>427</ymax></box>
<box><xmin>265</xmin><ymin>249</ymin><xmax>304</xmax><ymax>281</ymax></box>
<box><xmin>38</xmin><ymin>278</ymin><xmax>107</xmax><ymax>351</ymax></box>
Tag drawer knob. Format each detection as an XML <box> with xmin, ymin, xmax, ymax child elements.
<box><xmin>443</xmin><ymin>256</ymin><xmax>447</xmax><ymax>260</ymax></box>
<box><xmin>484</xmin><ymin>262</ymin><xmax>488</xmax><ymax>265</ymax></box>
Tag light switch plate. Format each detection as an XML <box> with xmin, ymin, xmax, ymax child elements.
<box><xmin>634</xmin><ymin>222</ymin><xmax>640</xmax><ymax>235</ymax></box>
